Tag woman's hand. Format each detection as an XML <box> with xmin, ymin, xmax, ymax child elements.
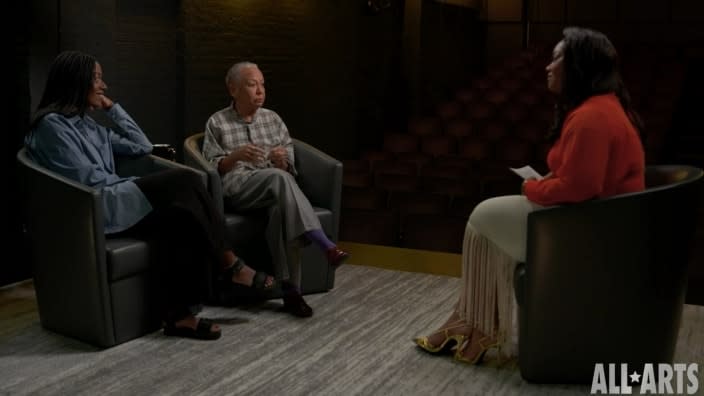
<box><xmin>521</xmin><ymin>177</ymin><xmax>537</xmax><ymax>195</ymax></box>
<box><xmin>219</xmin><ymin>144</ymin><xmax>265</xmax><ymax>174</ymax></box>
<box><xmin>231</xmin><ymin>144</ymin><xmax>266</xmax><ymax>164</ymax></box>
<box><xmin>99</xmin><ymin>94</ymin><xmax>114</xmax><ymax>110</ymax></box>
<box><xmin>269</xmin><ymin>146</ymin><xmax>288</xmax><ymax>170</ymax></box>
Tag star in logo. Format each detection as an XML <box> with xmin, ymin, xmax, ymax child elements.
<box><xmin>629</xmin><ymin>370</ymin><xmax>641</xmax><ymax>383</ymax></box>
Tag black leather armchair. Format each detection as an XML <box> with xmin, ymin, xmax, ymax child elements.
<box><xmin>183</xmin><ymin>133</ymin><xmax>342</xmax><ymax>302</ymax></box>
<box><xmin>17</xmin><ymin>148</ymin><xmax>206</xmax><ymax>348</ymax></box>
<box><xmin>514</xmin><ymin>165</ymin><xmax>703</xmax><ymax>383</ymax></box>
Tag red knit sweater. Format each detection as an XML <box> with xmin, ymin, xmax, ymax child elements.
<box><xmin>524</xmin><ymin>93</ymin><xmax>645</xmax><ymax>206</ymax></box>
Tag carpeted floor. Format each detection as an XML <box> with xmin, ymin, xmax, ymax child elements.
<box><xmin>1</xmin><ymin>264</ymin><xmax>703</xmax><ymax>395</ymax></box>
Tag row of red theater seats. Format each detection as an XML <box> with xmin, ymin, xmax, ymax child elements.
<box><xmin>415</xmin><ymin>81</ymin><xmax>681</xmax><ymax>143</ymax></box>
<box><xmin>340</xmin><ymin>209</ymin><xmax>467</xmax><ymax>253</ymax></box>
<box><xmin>371</xmin><ymin>129</ymin><xmax>551</xmax><ymax>158</ymax></box>
<box><xmin>343</xmin><ymin>162</ymin><xmax>525</xmax><ymax>198</ymax></box>
<box><xmin>384</xmin><ymin>88</ymin><xmax>677</xmax><ymax>167</ymax></box>
<box><xmin>338</xmin><ymin>49</ymin><xmax>549</xmax><ymax>252</ymax></box>
<box><xmin>462</xmin><ymin>62</ymin><xmax>686</xmax><ymax>107</ymax></box>
<box><xmin>337</xmin><ymin>45</ymin><xmax>689</xmax><ymax>251</ymax></box>
<box><xmin>339</xmin><ymin>188</ymin><xmax>481</xmax><ymax>253</ymax></box>
<box><xmin>342</xmin><ymin>134</ymin><xmax>550</xmax><ymax>194</ymax></box>
<box><xmin>459</xmin><ymin>44</ymin><xmax>686</xmax><ymax>99</ymax></box>
<box><xmin>339</xmin><ymin>165</ymin><xmax>527</xmax><ymax>253</ymax></box>
<box><xmin>432</xmin><ymin>45</ymin><xmax>685</xmax><ymax>137</ymax></box>
<box><xmin>407</xmin><ymin>106</ymin><xmax>554</xmax><ymax>138</ymax></box>
<box><xmin>342</xmin><ymin>187</ymin><xmax>485</xmax><ymax>217</ymax></box>
<box><xmin>398</xmin><ymin>45</ymin><xmax>686</xmax><ymax>155</ymax></box>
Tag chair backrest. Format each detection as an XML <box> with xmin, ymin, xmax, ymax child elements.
<box><xmin>184</xmin><ymin>131</ymin><xmax>205</xmax><ymax>153</ymax></box>
<box><xmin>517</xmin><ymin>164</ymin><xmax>703</xmax><ymax>383</ymax></box>
<box><xmin>645</xmin><ymin>164</ymin><xmax>700</xmax><ymax>189</ymax></box>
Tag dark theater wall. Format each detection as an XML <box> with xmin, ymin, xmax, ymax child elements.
<box><xmin>419</xmin><ymin>1</ymin><xmax>485</xmax><ymax>113</ymax></box>
<box><xmin>181</xmin><ymin>0</ymin><xmax>406</xmax><ymax>159</ymax></box>
<box><xmin>4</xmin><ymin>2</ymin><xmax>32</xmax><ymax>287</ymax></box>
<box><xmin>24</xmin><ymin>0</ymin><xmax>183</xmax><ymax>152</ymax></box>
<box><xmin>24</xmin><ymin>0</ymin><xmax>406</xmax><ymax>160</ymax></box>
<box><xmin>528</xmin><ymin>0</ymin><xmax>704</xmax><ymax>46</ymax></box>
<box><xmin>473</xmin><ymin>0</ymin><xmax>704</xmax><ymax>67</ymax></box>
<box><xmin>55</xmin><ymin>0</ymin><xmax>183</xmax><ymax>151</ymax></box>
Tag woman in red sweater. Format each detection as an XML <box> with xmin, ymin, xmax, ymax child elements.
<box><xmin>414</xmin><ymin>27</ymin><xmax>645</xmax><ymax>364</ymax></box>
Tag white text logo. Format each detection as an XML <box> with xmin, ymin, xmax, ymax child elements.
<box><xmin>591</xmin><ymin>363</ymin><xmax>699</xmax><ymax>394</ymax></box>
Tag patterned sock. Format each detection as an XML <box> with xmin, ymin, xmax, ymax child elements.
<box><xmin>304</xmin><ymin>229</ymin><xmax>335</xmax><ymax>251</ymax></box>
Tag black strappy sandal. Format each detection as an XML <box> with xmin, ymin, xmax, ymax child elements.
<box><xmin>219</xmin><ymin>257</ymin><xmax>276</xmax><ymax>292</ymax></box>
<box><xmin>163</xmin><ymin>318</ymin><xmax>221</xmax><ymax>340</ymax></box>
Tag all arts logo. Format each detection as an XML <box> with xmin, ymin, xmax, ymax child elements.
<box><xmin>591</xmin><ymin>363</ymin><xmax>699</xmax><ymax>395</ymax></box>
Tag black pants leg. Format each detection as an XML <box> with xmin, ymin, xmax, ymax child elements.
<box><xmin>123</xmin><ymin>168</ymin><xmax>229</xmax><ymax>321</ymax></box>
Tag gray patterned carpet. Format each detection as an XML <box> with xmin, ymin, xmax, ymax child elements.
<box><xmin>1</xmin><ymin>265</ymin><xmax>703</xmax><ymax>395</ymax></box>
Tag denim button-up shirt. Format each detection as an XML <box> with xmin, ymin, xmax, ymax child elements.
<box><xmin>25</xmin><ymin>104</ymin><xmax>153</xmax><ymax>234</ymax></box>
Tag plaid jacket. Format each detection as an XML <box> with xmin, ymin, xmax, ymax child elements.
<box><xmin>202</xmin><ymin>105</ymin><xmax>297</xmax><ymax>195</ymax></box>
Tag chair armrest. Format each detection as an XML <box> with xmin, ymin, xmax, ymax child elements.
<box><xmin>116</xmin><ymin>154</ymin><xmax>207</xmax><ymax>188</ymax></box>
<box><xmin>293</xmin><ymin>139</ymin><xmax>343</xmax><ymax>240</ymax></box>
<box><xmin>183</xmin><ymin>133</ymin><xmax>225</xmax><ymax>215</ymax></box>
<box><xmin>152</xmin><ymin>143</ymin><xmax>176</xmax><ymax>161</ymax></box>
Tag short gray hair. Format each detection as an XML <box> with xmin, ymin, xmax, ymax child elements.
<box><xmin>225</xmin><ymin>61</ymin><xmax>259</xmax><ymax>86</ymax></box>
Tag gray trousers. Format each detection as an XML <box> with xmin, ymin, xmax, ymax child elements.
<box><xmin>227</xmin><ymin>168</ymin><xmax>321</xmax><ymax>283</ymax></box>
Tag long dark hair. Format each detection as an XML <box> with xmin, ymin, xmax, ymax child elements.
<box><xmin>30</xmin><ymin>50</ymin><xmax>96</xmax><ymax>127</ymax></box>
<box><xmin>548</xmin><ymin>27</ymin><xmax>644</xmax><ymax>142</ymax></box>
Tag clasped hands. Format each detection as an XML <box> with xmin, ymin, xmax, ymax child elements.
<box><xmin>231</xmin><ymin>144</ymin><xmax>288</xmax><ymax>170</ymax></box>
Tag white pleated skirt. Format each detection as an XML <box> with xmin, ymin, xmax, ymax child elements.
<box><xmin>457</xmin><ymin>195</ymin><xmax>544</xmax><ymax>358</ymax></box>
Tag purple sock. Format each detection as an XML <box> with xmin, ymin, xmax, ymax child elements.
<box><xmin>304</xmin><ymin>229</ymin><xmax>335</xmax><ymax>251</ymax></box>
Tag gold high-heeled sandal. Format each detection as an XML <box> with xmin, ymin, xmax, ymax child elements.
<box><xmin>414</xmin><ymin>322</ymin><xmax>473</xmax><ymax>354</ymax></box>
<box><xmin>454</xmin><ymin>334</ymin><xmax>501</xmax><ymax>365</ymax></box>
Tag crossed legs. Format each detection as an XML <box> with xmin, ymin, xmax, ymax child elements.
<box><xmin>227</xmin><ymin>168</ymin><xmax>348</xmax><ymax>317</ymax></box>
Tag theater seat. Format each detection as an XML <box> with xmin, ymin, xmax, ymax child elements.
<box><xmin>401</xmin><ymin>214</ymin><xmax>466</xmax><ymax>253</ymax></box>
<box><xmin>408</xmin><ymin>116</ymin><xmax>443</xmax><ymax>137</ymax></box>
<box><xmin>340</xmin><ymin>209</ymin><xmax>398</xmax><ymax>247</ymax></box>
<box><xmin>383</xmin><ymin>133</ymin><xmax>420</xmax><ymax>154</ymax></box>
<box><xmin>445</xmin><ymin>119</ymin><xmax>474</xmax><ymax>140</ymax></box>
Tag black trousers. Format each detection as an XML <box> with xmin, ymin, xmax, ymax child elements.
<box><xmin>118</xmin><ymin>168</ymin><xmax>229</xmax><ymax>322</ymax></box>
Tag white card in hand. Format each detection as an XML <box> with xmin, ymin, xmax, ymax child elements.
<box><xmin>509</xmin><ymin>165</ymin><xmax>544</xmax><ymax>180</ymax></box>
